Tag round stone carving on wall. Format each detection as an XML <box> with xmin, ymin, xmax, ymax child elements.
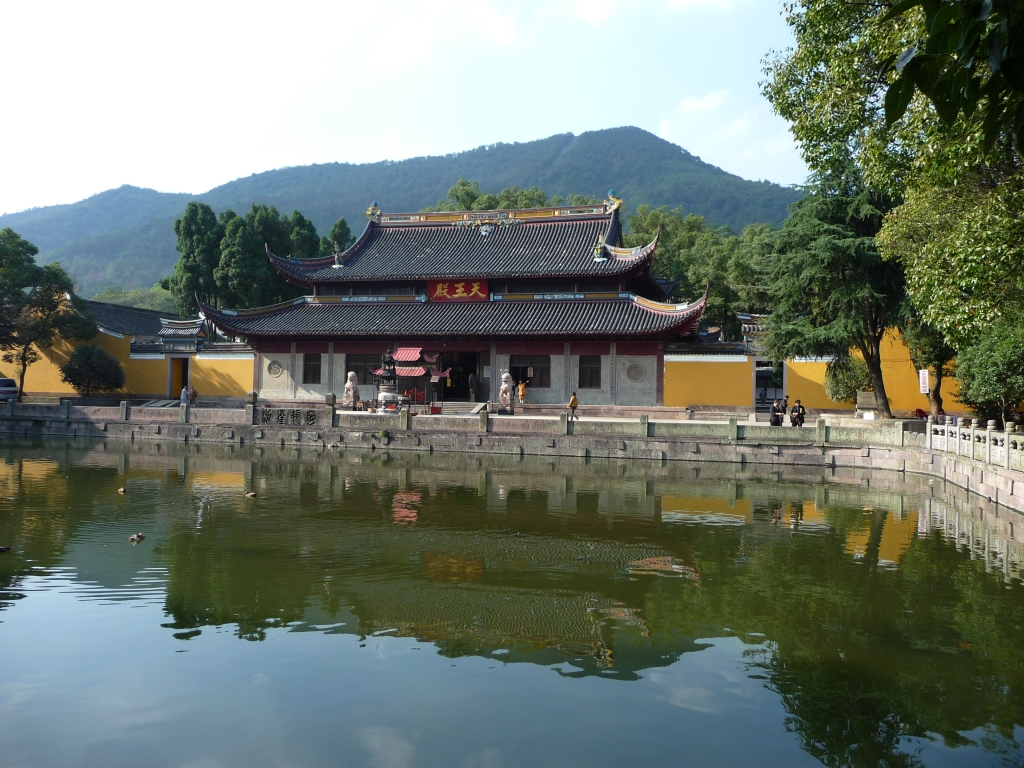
<box><xmin>626</xmin><ymin>363</ymin><xmax>647</xmax><ymax>383</ymax></box>
<box><xmin>267</xmin><ymin>361</ymin><xmax>285</xmax><ymax>378</ymax></box>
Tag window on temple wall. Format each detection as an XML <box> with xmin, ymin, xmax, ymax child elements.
<box><xmin>302</xmin><ymin>354</ymin><xmax>322</xmax><ymax>385</ymax></box>
<box><xmin>510</xmin><ymin>355</ymin><xmax>550</xmax><ymax>388</ymax></box>
<box><xmin>347</xmin><ymin>354</ymin><xmax>382</xmax><ymax>385</ymax></box>
<box><xmin>578</xmin><ymin>355</ymin><xmax>601</xmax><ymax>389</ymax></box>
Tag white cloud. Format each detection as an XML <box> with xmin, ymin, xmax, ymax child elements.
<box><xmin>361</xmin><ymin>727</ymin><xmax>415</xmax><ymax>768</ymax></box>
<box><xmin>657</xmin><ymin>89</ymin><xmax>808</xmax><ymax>185</ymax></box>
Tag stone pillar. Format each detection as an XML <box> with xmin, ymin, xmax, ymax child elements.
<box><xmin>987</xmin><ymin>420</ymin><xmax>997</xmax><ymax>464</ymax></box>
<box><xmin>245</xmin><ymin>391</ymin><xmax>257</xmax><ymax>424</ymax></box>
<box><xmin>60</xmin><ymin>399</ymin><xmax>70</xmax><ymax>419</ymax></box>
<box><xmin>727</xmin><ymin>416</ymin><xmax>738</xmax><ymax>443</ymax></box>
<box><xmin>639</xmin><ymin>413</ymin><xmax>649</xmax><ymax>437</ymax></box>
<box><xmin>1005</xmin><ymin>423</ymin><xmax>1014</xmax><ymax>469</ymax></box>
<box><xmin>609</xmin><ymin>342</ymin><xmax>617</xmax><ymax>405</ymax></box>
<box><xmin>559</xmin><ymin>411</ymin><xmax>569</xmax><ymax>435</ymax></box>
<box><xmin>926</xmin><ymin>415</ymin><xmax>934</xmax><ymax>450</ymax></box>
<box><xmin>289</xmin><ymin>342</ymin><xmax>297</xmax><ymax>399</ymax></box>
<box><xmin>179</xmin><ymin>403</ymin><xmax>189</xmax><ymax>423</ymax></box>
<box><xmin>325</xmin><ymin>392</ymin><xmax>337</xmax><ymax>429</ymax></box>
<box><xmin>815</xmin><ymin>417</ymin><xmax>827</xmax><ymax>446</ymax></box>
<box><xmin>327</xmin><ymin>342</ymin><xmax>335</xmax><ymax>393</ymax></box>
<box><xmin>478</xmin><ymin>408</ymin><xmax>488</xmax><ymax>433</ymax></box>
<box><xmin>120</xmin><ymin>401</ymin><xmax>130</xmax><ymax>421</ymax></box>
<box><xmin>5</xmin><ymin>399</ymin><xmax>14</xmax><ymax>417</ymax></box>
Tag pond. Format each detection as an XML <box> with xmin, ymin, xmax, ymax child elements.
<box><xmin>1</xmin><ymin>440</ymin><xmax>1023</xmax><ymax>767</ymax></box>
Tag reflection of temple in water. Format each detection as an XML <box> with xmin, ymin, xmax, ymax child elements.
<box><xmin>2</xmin><ymin>440</ymin><xmax>1024</xmax><ymax>680</ymax></box>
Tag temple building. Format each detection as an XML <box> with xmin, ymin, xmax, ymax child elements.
<box><xmin>199</xmin><ymin>197</ymin><xmax>708</xmax><ymax>406</ymax></box>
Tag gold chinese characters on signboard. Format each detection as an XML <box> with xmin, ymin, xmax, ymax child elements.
<box><xmin>428</xmin><ymin>280</ymin><xmax>488</xmax><ymax>302</ymax></box>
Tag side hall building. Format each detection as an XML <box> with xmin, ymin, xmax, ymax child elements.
<box><xmin>200</xmin><ymin>198</ymin><xmax>708</xmax><ymax>407</ymax></box>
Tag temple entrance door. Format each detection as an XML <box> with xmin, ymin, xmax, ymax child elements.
<box><xmin>169</xmin><ymin>357</ymin><xmax>190</xmax><ymax>398</ymax></box>
<box><xmin>441</xmin><ymin>352</ymin><xmax>478</xmax><ymax>401</ymax></box>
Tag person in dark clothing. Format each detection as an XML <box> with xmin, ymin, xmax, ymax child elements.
<box><xmin>769</xmin><ymin>399</ymin><xmax>784</xmax><ymax>426</ymax></box>
<box><xmin>790</xmin><ymin>399</ymin><xmax>806</xmax><ymax>427</ymax></box>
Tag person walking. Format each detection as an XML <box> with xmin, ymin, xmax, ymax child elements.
<box><xmin>769</xmin><ymin>399</ymin><xmax>784</xmax><ymax>426</ymax></box>
<box><xmin>517</xmin><ymin>380</ymin><xmax>527</xmax><ymax>405</ymax></box>
<box><xmin>790</xmin><ymin>399</ymin><xmax>806</xmax><ymax>427</ymax></box>
<box><xmin>180</xmin><ymin>385</ymin><xmax>189</xmax><ymax>406</ymax></box>
<box><xmin>568</xmin><ymin>391</ymin><xmax>579</xmax><ymax>421</ymax></box>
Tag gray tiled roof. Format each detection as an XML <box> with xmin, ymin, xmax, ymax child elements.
<box><xmin>87</xmin><ymin>301</ymin><xmax>177</xmax><ymax>337</ymax></box>
<box><xmin>268</xmin><ymin>209</ymin><xmax>656</xmax><ymax>285</ymax></box>
<box><xmin>200</xmin><ymin>294</ymin><xmax>705</xmax><ymax>340</ymax></box>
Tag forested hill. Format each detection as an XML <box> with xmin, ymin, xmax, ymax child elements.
<box><xmin>0</xmin><ymin>126</ymin><xmax>803</xmax><ymax>296</ymax></box>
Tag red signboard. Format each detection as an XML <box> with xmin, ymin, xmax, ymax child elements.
<box><xmin>429</xmin><ymin>280</ymin><xmax>488</xmax><ymax>302</ymax></box>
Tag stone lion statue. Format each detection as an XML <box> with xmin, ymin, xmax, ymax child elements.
<box><xmin>342</xmin><ymin>371</ymin><xmax>360</xmax><ymax>409</ymax></box>
<box><xmin>498</xmin><ymin>371</ymin><xmax>514</xmax><ymax>410</ymax></box>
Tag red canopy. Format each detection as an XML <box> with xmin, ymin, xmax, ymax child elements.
<box><xmin>392</xmin><ymin>347</ymin><xmax>423</xmax><ymax>362</ymax></box>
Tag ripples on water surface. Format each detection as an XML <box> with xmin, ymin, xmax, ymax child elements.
<box><xmin>1</xmin><ymin>439</ymin><xmax>1024</xmax><ymax>767</ymax></box>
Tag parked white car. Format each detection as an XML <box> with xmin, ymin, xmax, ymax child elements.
<box><xmin>0</xmin><ymin>378</ymin><xmax>19</xmax><ymax>402</ymax></box>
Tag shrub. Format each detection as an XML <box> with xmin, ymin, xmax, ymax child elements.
<box><xmin>824</xmin><ymin>357</ymin><xmax>872</xmax><ymax>405</ymax></box>
<box><xmin>955</xmin><ymin>318</ymin><xmax>1024</xmax><ymax>425</ymax></box>
<box><xmin>60</xmin><ymin>345</ymin><xmax>126</xmax><ymax>397</ymax></box>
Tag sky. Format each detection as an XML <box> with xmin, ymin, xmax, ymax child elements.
<box><xmin>0</xmin><ymin>0</ymin><xmax>807</xmax><ymax>216</ymax></box>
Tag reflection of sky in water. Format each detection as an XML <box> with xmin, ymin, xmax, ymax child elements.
<box><xmin>0</xmin><ymin>582</ymin><xmax>819</xmax><ymax>768</ymax></box>
<box><xmin>0</xmin><ymin>445</ymin><xmax>1022</xmax><ymax>766</ymax></box>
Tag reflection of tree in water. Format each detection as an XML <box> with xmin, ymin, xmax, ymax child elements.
<box><xmin>728</xmin><ymin>511</ymin><xmax>1024</xmax><ymax>766</ymax></box>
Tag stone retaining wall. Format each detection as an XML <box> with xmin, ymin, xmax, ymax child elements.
<box><xmin>2</xmin><ymin>402</ymin><xmax>1022</xmax><ymax>513</ymax></box>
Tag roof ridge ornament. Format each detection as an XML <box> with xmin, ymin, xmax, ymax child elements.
<box><xmin>365</xmin><ymin>201</ymin><xmax>381</xmax><ymax>223</ymax></box>
<box><xmin>604</xmin><ymin>189</ymin><xmax>623</xmax><ymax>212</ymax></box>
<box><xmin>593</xmin><ymin>234</ymin><xmax>608</xmax><ymax>262</ymax></box>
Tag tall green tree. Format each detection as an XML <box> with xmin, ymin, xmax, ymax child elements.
<box><xmin>320</xmin><ymin>217</ymin><xmax>354</xmax><ymax>257</ymax></box>
<box><xmin>759</xmin><ymin>168</ymin><xmax>906</xmax><ymax>418</ymax></box>
<box><xmin>1</xmin><ymin>259</ymin><xmax>97</xmax><ymax>400</ymax></box>
<box><xmin>0</xmin><ymin>228</ymin><xmax>42</xmax><ymax>349</ymax></box>
<box><xmin>170</xmin><ymin>202</ymin><xmax>224</xmax><ymax>317</ymax></box>
<box><xmin>287</xmin><ymin>211</ymin><xmax>321</xmax><ymax>260</ymax></box>
<box><xmin>213</xmin><ymin>204</ymin><xmax>298</xmax><ymax>309</ymax></box>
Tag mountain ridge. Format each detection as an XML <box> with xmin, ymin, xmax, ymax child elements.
<box><xmin>0</xmin><ymin>127</ymin><xmax>803</xmax><ymax>296</ymax></box>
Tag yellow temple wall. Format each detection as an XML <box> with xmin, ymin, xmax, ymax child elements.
<box><xmin>191</xmin><ymin>356</ymin><xmax>252</xmax><ymax>397</ymax></box>
<box><xmin>663</xmin><ymin>355</ymin><xmax>753</xmax><ymax>408</ymax></box>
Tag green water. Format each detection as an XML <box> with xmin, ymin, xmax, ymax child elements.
<box><xmin>1</xmin><ymin>440</ymin><xmax>1023</xmax><ymax>768</ymax></box>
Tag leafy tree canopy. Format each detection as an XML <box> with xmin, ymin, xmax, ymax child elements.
<box><xmin>60</xmin><ymin>344</ymin><xmax>126</xmax><ymax>397</ymax></box>
<box><xmin>764</xmin><ymin>0</ymin><xmax>1023</xmax><ymax>338</ymax></box>
<box><xmin>882</xmin><ymin>0</ymin><xmax>1024</xmax><ymax>151</ymax></box>
<box><xmin>423</xmin><ymin>179</ymin><xmax>602</xmax><ymax>213</ymax></box>
<box><xmin>624</xmin><ymin>205</ymin><xmax>773</xmax><ymax>339</ymax></box>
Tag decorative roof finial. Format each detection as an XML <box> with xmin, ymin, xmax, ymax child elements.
<box><xmin>365</xmin><ymin>201</ymin><xmax>381</xmax><ymax>222</ymax></box>
<box><xmin>604</xmin><ymin>190</ymin><xmax>623</xmax><ymax>212</ymax></box>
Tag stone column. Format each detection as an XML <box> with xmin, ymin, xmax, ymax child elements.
<box><xmin>120</xmin><ymin>401</ymin><xmax>130</xmax><ymax>421</ymax></box>
<box><xmin>987</xmin><ymin>420</ymin><xmax>997</xmax><ymax>464</ymax></box>
<box><xmin>609</xmin><ymin>342</ymin><xmax>617</xmax><ymax>405</ymax></box>
<box><xmin>245</xmin><ymin>391</ymin><xmax>257</xmax><ymax>424</ymax></box>
<box><xmin>926</xmin><ymin>415</ymin><xmax>934</xmax><ymax>450</ymax></box>
<box><xmin>325</xmin><ymin>392</ymin><xmax>336</xmax><ymax>429</ymax></box>
<box><xmin>289</xmin><ymin>342</ymin><xmax>297</xmax><ymax>399</ymax></box>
